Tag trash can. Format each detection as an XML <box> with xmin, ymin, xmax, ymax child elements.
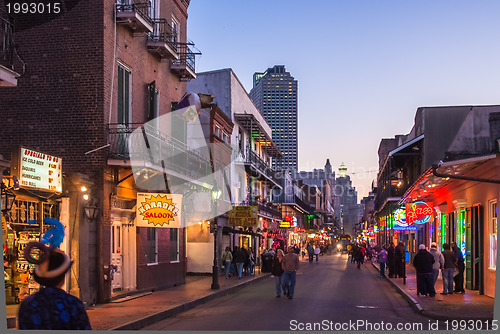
<box><xmin>261</xmin><ymin>254</ymin><xmax>273</xmax><ymax>273</ymax></box>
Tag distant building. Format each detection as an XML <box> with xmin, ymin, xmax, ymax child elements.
<box><xmin>249</xmin><ymin>65</ymin><xmax>298</xmax><ymax>171</ymax></box>
<box><xmin>333</xmin><ymin>163</ymin><xmax>360</xmax><ymax>237</ymax></box>
<box><xmin>293</xmin><ymin>159</ymin><xmax>336</xmax><ymax>227</ymax></box>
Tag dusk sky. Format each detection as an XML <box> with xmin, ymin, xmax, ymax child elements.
<box><xmin>187</xmin><ymin>0</ymin><xmax>500</xmax><ymax>199</ymax></box>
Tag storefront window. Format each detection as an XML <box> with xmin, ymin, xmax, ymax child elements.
<box><xmin>489</xmin><ymin>200</ymin><xmax>497</xmax><ymax>270</ymax></box>
<box><xmin>3</xmin><ymin>199</ymin><xmax>60</xmax><ymax>304</ymax></box>
<box><xmin>146</xmin><ymin>227</ymin><xmax>158</xmax><ymax>264</ymax></box>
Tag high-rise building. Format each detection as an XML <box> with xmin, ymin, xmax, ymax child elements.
<box><xmin>250</xmin><ymin>65</ymin><xmax>298</xmax><ymax>171</ymax></box>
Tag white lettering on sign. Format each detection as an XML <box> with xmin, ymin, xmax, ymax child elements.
<box><xmin>19</xmin><ymin>147</ymin><xmax>62</xmax><ymax>192</ymax></box>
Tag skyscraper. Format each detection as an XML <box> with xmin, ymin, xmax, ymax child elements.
<box><xmin>250</xmin><ymin>65</ymin><xmax>298</xmax><ymax>171</ymax></box>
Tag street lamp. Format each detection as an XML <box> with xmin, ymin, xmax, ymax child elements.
<box><xmin>211</xmin><ymin>186</ymin><xmax>222</xmax><ymax>290</ymax></box>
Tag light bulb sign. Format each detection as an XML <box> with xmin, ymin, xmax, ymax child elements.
<box><xmin>136</xmin><ymin>193</ymin><xmax>182</xmax><ymax>228</ymax></box>
<box><xmin>405</xmin><ymin>201</ymin><xmax>433</xmax><ymax>225</ymax></box>
<box><xmin>16</xmin><ymin>147</ymin><xmax>62</xmax><ymax>192</ymax></box>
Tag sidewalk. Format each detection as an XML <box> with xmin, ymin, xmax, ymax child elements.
<box><xmin>371</xmin><ymin>262</ymin><xmax>494</xmax><ymax>321</ymax></box>
<box><xmin>6</xmin><ymin>268</ymin><xmax>271</xmax><ymax>330</ymax></box>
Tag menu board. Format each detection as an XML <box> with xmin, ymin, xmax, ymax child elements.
<box><xmin>18</xmin><ymin>147</ymin><xmax>62</xmax><ymax>192</ymax></box>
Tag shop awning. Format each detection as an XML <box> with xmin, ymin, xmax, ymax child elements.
<box><xmin>399</xmin><ymin>154</ymin><xmax>497</xmax><ymax>204</ymax></box>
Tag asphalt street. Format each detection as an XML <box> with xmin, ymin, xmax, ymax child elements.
<box><xmin>142</xmin><ymin>253</ymin><xmax>446</xmax><ymax>331</ymax></box>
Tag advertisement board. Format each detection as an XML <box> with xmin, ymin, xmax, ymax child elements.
<box><xmin>15</xmin><ymin>147</ymin><xmax>62</xmax><ymax>192</ymax></box>
<box><xmin>136</xmin><ymin>193</ymin><xmax>182</xmax><ymax>228</ymax></box>
<box><xmin>228</xmin><ymin>206</ymin><xmax>258</xmax><ymax>227</ymax></box>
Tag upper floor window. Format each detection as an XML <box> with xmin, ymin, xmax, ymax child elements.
<box><xmin>117</xmin><ymin>64</ymin><xmax>131</xmax><ymax>125</ymax></box>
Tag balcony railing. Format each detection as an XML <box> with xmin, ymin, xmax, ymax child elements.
<box><xmin>147</xmin><ymin>18</ymin><xmax>178</xmax><ymax>59</ymax></box>
<box><xmin>0</xmin><ymin>9</ymin><xmax>14</xmax><ymax>70</ymax></box>
<box><xmin>233</xmin><ymin>147</ymin><xmax>280</xmax><ymax>186</ymax></box>
<box><xmin>107</xmin><ymin>123</ymin><xmax>212</xmax><ymax>180</ymax></box>
<box><xmin>234</xmin><ymin>200</ymin><xmax>282</xmax><ymax>220</ymax></box>
<box><xmin>276</xmin><ymin>194</ymin><xmax>310</xmax><ymax>213</ymax></box>
<box><xmin>116</xmin><ymin>1</ymin><xmax>154</xmax><ymax>33</ymax></box>
<box><xmin>170</xmin><ymin>43</ymin><xmax>196</xmax><ymax>80</ymax></box>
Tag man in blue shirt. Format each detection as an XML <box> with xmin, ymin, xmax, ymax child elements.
<box><xmin>18</xmin><ymin>246</ymin><xmax>91</xmax><ymax>330</ymax></box>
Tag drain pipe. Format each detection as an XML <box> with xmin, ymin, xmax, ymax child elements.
<box><xmin>431</xmin><ymin>164</ymin><xmax>500</xmax><ymax>184</ymax></box>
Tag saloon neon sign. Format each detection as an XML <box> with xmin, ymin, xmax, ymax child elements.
<box><xmin>406</xmin><ymin>201</ymin><xmax>433</xmax><ymax>225</ymax></box>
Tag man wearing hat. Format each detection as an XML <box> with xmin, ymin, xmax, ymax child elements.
<box><xmin>429</xmin><ymin>242</ymin><xmax>444</xmax><ymax>291</ymax></box>
<box><xmin>18</xmin><ymin>242</ymin><xmax>91</xmax><ymax>329</ymax></box>
<box><xmin>412</xmin><ymin>244</ymin><xmax>435</xmax><ymax>297</ymax></box>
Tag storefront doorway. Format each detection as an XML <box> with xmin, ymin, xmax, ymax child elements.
<box><xmin>111</xmin><ymin>219</ymin><xmax>123</xmax><ymax>292</ymax></box>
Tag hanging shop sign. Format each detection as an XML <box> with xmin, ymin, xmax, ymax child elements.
<box><xmin>228</xmin><ymin>206</ymin><xmax>258</xmax><ymax>227</ymax></box>
<box><xmin>136</xmin><ymin>193</ymin><xmax>182</xmax><ymax>228</ymax></box>
<box><xmin>405</xmin><ymin>201</ymin><xmax>433</xmax><ymax>225</ymax></box>
<box><xmin>14</xmin><ymin>147</ymin><xmax>62</xmax><ymax>192</ymax></box>
<box><xmin>394</xmin><ymin>208</ymin><xmax>407</xmax><ymax>226</ymax></box>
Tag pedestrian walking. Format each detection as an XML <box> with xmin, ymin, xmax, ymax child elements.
<box><xmin>221</xmin><ymin>246</ymin><xmax>233</xmax><ymax>279</ymax></box>
<box><xmin>18</xmin><ymin>220</ymin><xmax>91</xmax><ymax>330</ymax></box>
<box><xmin>377</xmin><ymin>245</ymin><xmax>388</xmax><ymax>277</ymax></box>
<box><xmin>395</xmin><ymin>242</ymin><xmax>405</xmax><ymax>278</ymax></box>
<box><xmin>354</xmin><ymin>244</ymin><xmax>364</xmax><ymax>269</ymax></box>
<box><xmin>451</xmin><ymin>242</ymin><xmax>465</xmax><ymax>294</ymax></box>
<box><xmin>282</xmin><ymin>246</ymin><xmax>300</xmax><ymax>299</ymax></box>
<box><xmin>441</xmin><ymin>243</ymin><xmax>457</xmax><ymax>295</ymax></box>
<box><xmin>429</xmin><ymin>242</ymin><xmax>444</xmax><ymax>290</ymax></box>
<box><xmin>314</xmin><ymin>245</ymin><xmax>321</xmax><ymax>262</ymax></box>
<box><xmin>306</xmin><ymin>243</ymin><xmax>314</xmax><ymax>263</ymax></box>
<box><xmin>347</xmin><ymin>244</ymin><xmax>353</xmax><ymax>262</ymax></box>
<box><xmin>387</xmin><ymin>243</ymin><xmax>396</xmax><ymax>278</ymax></box>
<box><xmin>233</xmin><ymin>246</ymin><xmax>246</xmax><ymax>279</ymax></box>
<box><xmin>248</xmin><ymin>247</ymin><xmax>255</xmax><ymax>275</ymax></box>
<box><xmin>271</xmin><ymin>249</ymin><xmax>285</xmax><ymax>298</ymax></box>
<box><xmin>413</xmin><ymin>244</ymin><xmax>436</xmax><ymax>297</ymax></box>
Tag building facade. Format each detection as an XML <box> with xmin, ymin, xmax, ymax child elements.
<box><xmin>375</xmin><ymin>105</ymin><xmax>500</xmax><ymax>297</ymax></box>
<box><xmin>249</xmin><ymin>65</ymin><xmax>298</xmax><ymax>171</ymax></box>
<box><xmin>0</xmin><ymin>0</ymin><xmax>200</xmax><ymax>305</ymax></box>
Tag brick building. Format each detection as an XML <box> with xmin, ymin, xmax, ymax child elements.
<box><xmin>0</xmin><ymin>0</ymin><xmax>199</xmax><ymax>305</ymax></box>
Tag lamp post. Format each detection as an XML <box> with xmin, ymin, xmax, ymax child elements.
<box><xmin>211</xmin><ymin>186</ymin><xmax>222</xmax><ymax>290</ymax></box>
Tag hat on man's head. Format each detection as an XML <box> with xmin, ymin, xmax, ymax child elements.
<box><xmin>431</xmin><ymin>242</ymin><xmax>437</xmax><ymax>249</ymax></box>
<box><xmin>419</xmin><ymin>244</ymin><xmax>426</xmax><ymax>250</ymax></box>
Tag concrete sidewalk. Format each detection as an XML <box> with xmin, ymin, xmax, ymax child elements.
<box><xmin>6</xmin><ymin>269</ymin><xmax>271</xmax><ymax>330</ymax></box>
<box><xmin>371</xmin><ymin>262</ymin><xmax>494</xmax><ymax>321</ymax></box>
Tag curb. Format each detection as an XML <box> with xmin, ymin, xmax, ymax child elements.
<box><xmin>370</xmin><ymin>263</ymin><xmax>423</xmax><ymax>314</ymax></box>
<box><xmin>369</xmin><ymin>263</ymin><xmax>494</xmax><ymax>321</ymax></box>
<box><xmin>112</xmin><ymin>273</ymin><xmax>272</xmax><ymax>330</ymax></box>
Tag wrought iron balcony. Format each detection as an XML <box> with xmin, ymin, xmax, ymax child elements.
<box><xmin>116</xmin><ymin>1</ymin><xmax>154</xmax><ymax>34</ymax></box>
<box><xmin>234</xmin><ymin>200</ymin><xmax>282</xmax><ymax>221</ymax></box>
<box><xmin>147</xmin><ymin>18</ymin><xmax>179</xmax><ymax>59</ymax></box>
<box><xmin>0</xmin><ymin>9</ymin><xmax>18</xmax><ymax>86</ymax></box>
<box><xmin>170</xmin><ymin>43</ymin><xmax>196</xmax><ymax>81</ymax></box>
<box><xmin>232</xmin><ymin>147</ymin><xmax>281</xmax><ymax>187</ymax></box>
<box><xmin>107</xmin><ymin>123</ymin><xmax>212</xmax><ymax>181</ymax></box>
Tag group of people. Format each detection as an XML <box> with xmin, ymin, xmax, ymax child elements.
<box><xmin>220</xmin><ymin>246</ymin><xmax>256</xmax><ymax>279</ymax></box>
<box><xmin>412</xmin><ymin>241</ymin><xmax>465</xmax><ymax>297</ymax></box>
<box><xmin>305</xmin><ymin>243</ymin><xmax>322</xmax><ymax>263</ymax></box>
<box><xmin>373</xmin><ymin>242</ymin><xmax>406</xmax><ymax>277</ymax></box>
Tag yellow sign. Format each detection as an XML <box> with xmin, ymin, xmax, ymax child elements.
<box><xmin>228</xmin><ymin>206</ymin><xmax>258</xmax><ymax>227</ymax></box>
<box><xmin>136</xmin><ymin>193</ymin><xmax>182</xmax><ymax>228</ymax></box>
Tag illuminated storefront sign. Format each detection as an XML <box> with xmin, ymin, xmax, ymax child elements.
<box><xmin>394</xmin><ymin>208</ymin><xmax>407</xmax><ymax>226</ymax></box>
<box><xmin>406</xmin><ymin>201</ymin><xmax>434</xmax><ymax>225</ymax></box>
<box><xmin>392</xmin><ymin>226</ymin><xmax>418</xmax><ymax>231</ymax></box>
<box><xmin>137</xmin><ymin>193</ymin><xmax>182</xmax><ymax>228</ymax></box>
<box><xmin>16</xmin><ymin>147</ymin><xmax>62</xmax><ymax>192</ymax></box>
<box><xmin>280</xmin><ymin>216</ymin><xmax>297</xmax><ymax>228</ymax></box>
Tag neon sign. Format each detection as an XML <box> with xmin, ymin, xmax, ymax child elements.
<box><xmin>394</xmin><ymin>208</ymin><xmax>407</xmax><ymax>226</ymax></box>
<box><xmin>406</xmin><ymin>201</ymin><xmax>433</xmax><ymax>225</ymax></box>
